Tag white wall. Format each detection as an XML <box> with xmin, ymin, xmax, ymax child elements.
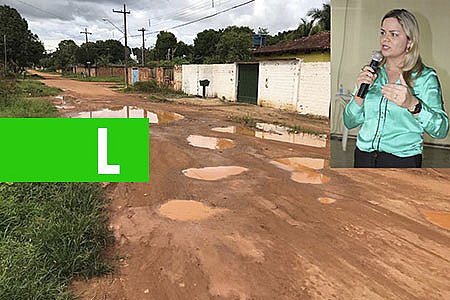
<box><xmin>258</xmin><ymin>60</ymin><xmax>300</xmax><ymax>111</ymax></box>
<box><xmin>182</xmin><ymin>64</ymin><xmax>237</xmax><ymax>100</ymax></box>
<box><xmin>182</xmin><ymin>61</ymin><xmax>331</xmax><ymax>117</ymax></box>
<box><xmin>298</xmin><ymin>62</ymin><xmax>331</xmax><ymax>116</ymax></box>
<box><xmin>258</xmin><ymin>60</ymin><xmax>330</xmax><ymax>116</ymax></box>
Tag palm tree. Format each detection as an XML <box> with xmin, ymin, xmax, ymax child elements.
<box><xmin>307</xmin><ymin>3</ymin><xmax>330</xmax><ymax>31</ymax></box>
<box><xmin>295</xmin><ymin>18</ymin><xmax>317</xmax><ymax>38</ymax></box>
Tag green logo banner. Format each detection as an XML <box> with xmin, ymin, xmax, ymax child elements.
<box><xmin>0</xmin><ymin>118</ymin><xmax>149</xmax><ymax>182</ymax></box>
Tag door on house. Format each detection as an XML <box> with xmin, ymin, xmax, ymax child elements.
<box><xmin>131</xmin><ymin>67</ymin><xmax>139</xmax><ymax>85</ymax></box>
<box><xmin>237</xmin><ymin>64</ymin><xmax>259</xmax><ymax>105</ymax></box>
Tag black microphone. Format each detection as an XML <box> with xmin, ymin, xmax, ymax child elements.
<box><xmin>357</xmin><ymin>51</ymin><xmax>384</xmax><ymax>98</ymax></box>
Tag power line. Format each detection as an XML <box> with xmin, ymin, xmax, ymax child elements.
<box><xmin>131</xmin><ymin>0</ymin><xmax>255</xmax><ymax>38</ymax></box>
<box><xmin>149</xmin><ymin>0</ymin><xmax>239</xmax><ymax>29</ymax></box>
<box><xmin>14</xmin><ymin>0</ymin><xmax>61</xmax><ymax>19</ymax></box>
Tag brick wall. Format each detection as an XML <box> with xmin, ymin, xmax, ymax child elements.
<box><xmin>297</xmin><ymin>62</ymin><xmax>330</xmax><ymax>116</ymax></box>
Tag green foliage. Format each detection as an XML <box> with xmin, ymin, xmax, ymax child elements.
<box><xmin>0</xmin><ymin>5</ymin><xmax>45</xmax><ymax>73</ymax></box>
<box><xmin>193</xmin><ymin>29</ymin><xmax>222</xmax><ymax>63</ymax></box>
<box><xmin>52</xmin><ymin>40</ymin><xmax>78</xmax><ymax>71</ymax></box>
<box><xmin>216</xmin><ymin>26</ymin><xmax>253</xmax><ymax>63</ymax></box>
<box><xmin>307</xmin><ymin>3</ymin><xmax>330</xmax><ymax>31</ymax></box>
<box><xmin>64</xmin><ymin>74</ymin><xmax>123</xmax><ymax>83</ymax></box>
<box><xmin>124</xmin><ymin>79</ymin><xmax>185</xmax><ymax>97</ymax></box>
<box><xmin>0</xmin><ymin>97</ymin><xmax>58</xmax><ymax>118</ymax></box>
<box><xmin>0</xmin><ymin>183</ymin><xmax>111</xmax><ymax>299</ymax></box>
<box><xmin>154</xmin><ymin>31</ymin><xmax>178</xmax><ymax>61</ymax></box>
<box><xmin>16</xmin><ymin>80</ymin><xmax>62</xmax><ymax>97</ymax></box>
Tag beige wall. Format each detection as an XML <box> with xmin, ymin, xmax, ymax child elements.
<box><xmin>331</xmin><ymin>0</ymin><xmax>450</xmax><ymax>145</ymax></box>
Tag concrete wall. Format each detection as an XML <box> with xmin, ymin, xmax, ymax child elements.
<box><xmin>258</xmin><ymin>60</ymin><xmax>301</xmax><ymax>111</ymax></box>
<box><xmin>298</xmin><ymin>62</ymin><xmax>331</xmax><ymax>116</ymax></box>
<box><xmin>331</xmin><ymin>0</ymin><xmax>450</xmax><ymax>145</ymax></box>
<box><xmin>182</xmin><ymin>64</ymin><xmax>237</xmax><ymax>100</ymax></box>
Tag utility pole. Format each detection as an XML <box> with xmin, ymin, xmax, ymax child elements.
<box><xmin>113</xmin><ymin>4</ymin><xmax>131</xmax><ymax>88</ymax></box>
<box><xmin>138</xmin><ymin>28</ymin><xmax>146</xmax><ymax>67</ymax></box>
<box><xmin>80</xmin><ymin>28</ymin><xmax>92</xmax><ymax>76</ymax></box>
<box><xmin>80</xmin><ymin>28</ymin><xmax>92</xmax><ymax>44</ymax></box>
<box><xmin>3</xmin><ymin>35</ymin><xmax>6</xmax><ymax>77</ymax></box>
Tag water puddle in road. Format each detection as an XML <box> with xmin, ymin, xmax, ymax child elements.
<box><xmin>158</xmin><ymin>200</ymin><xmax>227</xmax><ymax>221</ymax></box>
<box><xmin>187</xmin><ymin>135</ymin><xmax>235</xmax><ymax>150</ymax></box>
<box><xmin>211</xmin><ymin>126</ymin><xmax>256</xmax><ymax>137</ymax></box>
<box><xmin>270</xmin><ymin>157</ymin><xmax>329</xmax><ymax>184</ymax></box>
<box><xmin>212</xmin><ymin>124</ymin><xmax>326</xmax><ymax>147</ymax></box>
<box><xmin>182</xmin><ymin>166</ymin><xmax>248</xmax><ymax>181</ymax></box>
<box><xmin>318</xmin><ymin>197</ymin><xmax>336</xmax><ymax>204</ymax></box>
<box><xmin>70</xmin><ymin>106</ymin><xmax>184</xmax><ymax>124</ymax></box>
<box><xmin>421</xmin><ymin>209</ymin><xmax>450</xmax><ymax>231</ymax></box>
<box><xmin>271</xmin><ymin>157</ymin><xmax>325</xmax><ymax>171</ymax></box>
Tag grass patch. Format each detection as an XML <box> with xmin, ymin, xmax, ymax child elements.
<box><xmin>124</xmin><ymin>80</ymin><xmax>186</xmax><ymax>98</ymax></box>
<box><xmin>0</xmin><ymin>183</ymin><xmax>111</xmax><ymax>299</ymax></box>
<box><xmin>229</xmin><ymin>114</ymin><xmax>256</xmax><ymax>127</ymax></box>
<box><xmin>64</xmin><ymin>74</ymin><xmax>123</xmax><ymax>83</ymax></box>
<box><xmin>0</xmin><ymin>97</ymin><xmax>58</xmax><ymax>118</ymax></box>
<box><xmin>16</xmin><ymin>80</ymin><xmax>62</xmax><ymax>97</ymax></box>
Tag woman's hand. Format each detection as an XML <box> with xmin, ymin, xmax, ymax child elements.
<box><xmin>354</xmin><ymin>65</ymin><xmax>377</xmax><ymax>106</ymax></box>
<box><xmin>381</xmin><ymin>73</ymin><xmax>417</xmax><ymax>109</ymax></box>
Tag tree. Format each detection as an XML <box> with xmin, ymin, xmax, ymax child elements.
<box><xmin>154</xmin><ymin>31</ymin><xmax>177</xmax><ymax>61</ymax></box>
<box><xmin>0</xmin><ymin>5</ymin><xmax>45</xmax><ymax>73</ymax></box>
<box><xmin>52</xmin><ymin>40</ymin><xmax>79</xmax><ymax>71</ymax></box>
<box><xmin>216</xmin><ymin>26</ymin><xmax>254</xmax><ymax>63</ymax></box>
<box><xmin>95</xmin><ymin>39</ymin><xmax>128</xmax><ymax>64</ymax></box>
<box><xmin>307</xmin><ymin>3</ymin><xmax>330</xmax><ymax>31</ymax></box>
<box><xmin>193</xmin><ymin>29</ymin><xmax>222</xmax><ymax>63</ymax></box>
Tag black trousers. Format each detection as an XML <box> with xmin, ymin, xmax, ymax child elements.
<box><xmin>354</xmin><ymin>147</ymin><xmax>422</xmax><ymax>168</ymax></box>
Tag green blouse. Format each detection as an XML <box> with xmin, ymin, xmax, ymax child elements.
<box><xmin>343</xmin><ymin>65</ymin><xmax>449</xmax><ymax>157</ymax></box>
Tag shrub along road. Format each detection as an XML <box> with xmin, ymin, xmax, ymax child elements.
<box><xmin>31</xmin><ymin>70</ymin><xmax>450</xmax><ymax>300</ymax></box>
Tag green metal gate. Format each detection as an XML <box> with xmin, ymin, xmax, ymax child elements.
<box><xmin>237</xmin><ymin>64</ymin><xmax>259</xmax><ymax>105</ymax></box>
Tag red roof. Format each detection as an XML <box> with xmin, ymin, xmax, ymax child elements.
<box><xmin>253</xmin><ymin>31</ymin><xmax>330</xmax><ymax>55</ymax></box>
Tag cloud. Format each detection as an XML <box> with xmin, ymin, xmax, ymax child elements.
<box><xmin>1</xmin><ymin>0</ymin><xmax>326</xmax><ymax>50</ymax></box>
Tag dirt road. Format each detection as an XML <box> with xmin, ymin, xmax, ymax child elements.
<box><xmin>34</xmin><ymin>71</ymin><xmax>450</xmax><ymax>300</ymax></box>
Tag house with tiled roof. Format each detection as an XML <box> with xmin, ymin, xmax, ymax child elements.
<box><xmin>253</xmin><ymin>31</ymin><xmax>330</xmax><ymax>62</ymax></box>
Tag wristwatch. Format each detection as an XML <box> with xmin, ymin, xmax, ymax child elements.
<box><xmin>408</xmin><ymin>101</ymin><xmax>422</xmax><ymax>114</ymax></box>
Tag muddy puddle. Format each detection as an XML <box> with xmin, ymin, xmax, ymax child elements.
<box><xmin>158</xmin><ymin>200</ymin><xmax>227</xmax><ymax>221</ymax></box>
<box><xmin>69</xmin><ymin>106</ymin><xmax>184</xmax><ymax>124</ymax></box>
<box><xmin>212</xmin><ymin>124</ymin><xmax>326</xmax><ymax>147</ymax></box>
<box><xmin>318</xmin><ymin>197</ymin><xmax>336</xmax><ymax>204</ymax></box>
<box><xmin>271</xmin><ymin>157</ymin><xmax>330</xmax><ymax>184</ymax></box>
<box><xmin>182</xmin><ymin>166</ymin><xmax>248</xmax><ymax>181</ymax></box>
<box><xmin>421</xmin><ymin>209</ymin><xmax>450</xmax><ymax>231</ymax></box>
<box><xmin>187</xmin><ymin>135</ymin><xmax>235</xmax><ymax>150</ymax></box>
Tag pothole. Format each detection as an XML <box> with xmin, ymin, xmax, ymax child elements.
<box><xmin>318</xmin><ymin>197</ymin><xmax>336</xmax><ymax>204</ymax></box>
<box><xmin>270</xmin><ymin>157</ymin><xmax>329</xmax><ymax>184</ymax></box>
<box><xmin>158</xmin><ymin>200</ymin><xmax>227</xmax><ymax>221</ymax></box>
<box><xmin>420</xmin><ymin>209</ymin><xmax>450</xmax><ymax>231</ymax></box>
<box><xmin>212</xmin><ymin>124</ymin><xmax>326</xmax><ymax>147</ymax></box>
<box><xmin>182</xmin><ymin>166</ymin><xmax>248</xmax><ymax>181</ymax></box>
<box><xmin>187</xmin><ymin>135</ymin><xmax>235</xmax><ymax>150</ymax></box>
<box><xmin>69</xmin><ymin>106</ymin><xmax>184</xmax><ymax>124</ymax></box>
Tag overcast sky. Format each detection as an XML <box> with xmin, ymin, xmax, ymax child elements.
<box><xmin>1</xmin><ymin>0</ymin><xmax>326</xmax><ymax>52</ymax></box>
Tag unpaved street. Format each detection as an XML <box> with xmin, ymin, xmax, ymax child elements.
<box><xmin>33</xmin><ymin>71</ymin><xmax>450</xmax><ymax>300</ymax></box>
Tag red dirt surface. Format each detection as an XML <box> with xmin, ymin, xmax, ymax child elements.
<box><xmin>32</xmin><ymin>71</ymin><xmax>450</xmax><ymax>300</ymax></box>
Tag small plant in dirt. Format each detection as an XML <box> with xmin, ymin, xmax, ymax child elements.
<box><xmin>230</xmin><ymin>114</ymin><xmax>256</xmax><ymax>127</ymax></box>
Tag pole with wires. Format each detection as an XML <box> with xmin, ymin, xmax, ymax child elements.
<box><xmin>113</xmin><ymin>4</ymin><xmax>130</xmax><ymax>88</ymax></box>
<box><xmin>138</xmin><ymin>28</ymin><xmax>146</xmax><ymax>67</ymax></box>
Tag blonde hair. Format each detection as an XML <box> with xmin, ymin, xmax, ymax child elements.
<box><xmin>381</xmin><ymin>9</ymin><xmax>423</xmax><ymax>87</ymax></box>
